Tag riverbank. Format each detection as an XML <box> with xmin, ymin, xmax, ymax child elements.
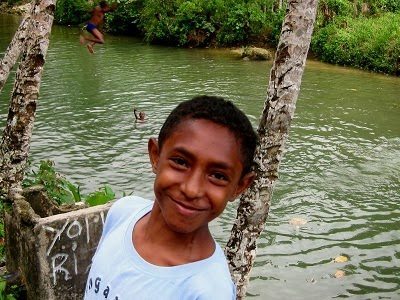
<box><xmin>0</xmin><ymin>1</ymin><xmax>29</xmax><ymax>15</ymax></box>
<box><xmin>2</xmin><ymin>1</ymin><xmax>399</xmax><ymax>75</ymax></box>
<box><xmin>311</xmin><ymin>13</ymin><xmax>400</xmax><ymax>75</ymax></box>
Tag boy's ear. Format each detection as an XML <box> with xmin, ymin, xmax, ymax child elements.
<box><xmin>230</xmin><ymin>171</ymin><xmax>256</xmax><ymax>202</ymax></box>
<box><xmin>148</xmin><ymin>138</ymin><xmax>159</xmax><ymax>174</ymax></box>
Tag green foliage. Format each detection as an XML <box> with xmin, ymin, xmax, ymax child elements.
<box><xmin>22</xmin><ymin>160</ymin><xmax>116</xmax><ymax>207</ymax></box>
<box><xmin>364</xmin><ymin>0</ymin><xmax>400</xmax><ymax>14</ymax></box>
<box><xmin>217</xmin><ymin>2</ymin><xmax>252</xmax><ymax>45</ymax></box>
<box><xmin>7</xmin><ymin>0</ymin><xmax>399</xmax><ymax>74</ymax></box>
<box><xmin>323</xmin><ymin>0</ymin><xmax>353</xmax><ymax>17</ymax></box>
<box><xmin>54</xmin><ymin>0</ymin><xmax>91</xmax><ymax>25</ymax></box>
<box><xmin>138</xmin><ymin>0</ymin><xmax>181</xmax><ymax>45</ymax></box>
<box><xmin>192</xmin><ymin>0</ymin><xmax>272</xmax><ymax>46</ymax></box>
<box><xmin>385</xmin><ymin>0</ymin><xmax>400</xmax><ymax>12</ymax></box>
<box><xmin>267</xmin><ymin>7</ymin><xmax>285</xmax><ymax>46</ymax></box>
<box><xmin>105</xmin><ymin>0</ymin><xmax>143</xmax><ymax>34</ymax></box>
<box><xmin>23</xmin><ymin>160</ymin><xmax>80</xmax><ymax>205</ymax></box>
<box><xmin>141</xmin><ymin>0</ymin><xmax>221</xmax><ymax>46</ymax></box>
<box><xmin>316</xmin><ymin>0</ymin><xmax>400</xmax><ymax>27</ymax></box>
<box><xmin>311</xmin><ymin>13</ymin><xmax>400</xmax><ymax>74</ymax></box>
<box><xmin>138</xmin><ymin>0</ymin><xmax>277</xmax><ymax>46</ymax></box>
<box><xmin>11</xmin><ymin>0</ymin><xmax>400</xmax><ymax>52</ymax></box>
<box><xmin>0</xmin><ymin>280</ymin><xmax>24</xmax><ymax>300</ymax></box>
<box><xmin>0</xmin><ymin>281</ymin><xmax>17</xmax><ymax>300</ymax></box>
<box><xmin>317</xmin><ymin>0</ymin><xmax>353</xmax><ymax>26</ymax></box>
<box><xmin>85</xmin><ymin>185</ymin><xmax>115</xmax><ymax>207</ymax></box>
<box><xmin>173</xmin><ymin>0</ymin><xmax>216</xmax><ymax>46</ymax></box>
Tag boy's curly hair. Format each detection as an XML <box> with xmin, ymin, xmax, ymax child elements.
<box><xmin>158</xmin><ymin>95</ymin><xmax>258</xmax><ymax>175</ymax></box>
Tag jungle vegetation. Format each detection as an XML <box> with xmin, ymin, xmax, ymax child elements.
<box><xmin>1</xmin><ymin>0</ymin><xmax>399</xmax><ymax>74</ymax></box>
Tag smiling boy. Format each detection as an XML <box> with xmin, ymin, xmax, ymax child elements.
<box><xmin>84</xmin><ymin>96</ymin><xmax>257</xmax><ymax>299</ymax></box>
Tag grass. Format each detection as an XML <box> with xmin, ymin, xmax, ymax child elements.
<box><xmin>311</xmin><ymin>12</ymin><xmax>400</xmax><ymax>74</ymax></box>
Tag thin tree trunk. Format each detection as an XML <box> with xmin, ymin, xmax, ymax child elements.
<box><xmin>0</xmin><ymin>0</ymin><xmax>56</xmax><ymax>198</ymax></box>
<box><xmin>0</xmin><ymin>7</ymin><xmax>32</xmax><ymax>93</ymax></box>
<box><xmin>225</xmin><ymin>1</ymin><xmax>318</xmax><ymax>298</ymax></box>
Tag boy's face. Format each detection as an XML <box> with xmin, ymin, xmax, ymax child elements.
<box><xmin>148</xmin><ymin>118</ymin><xmax>254</xmax><ymax>235</ymax></box>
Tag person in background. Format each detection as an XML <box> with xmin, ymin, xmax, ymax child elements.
<box><xmin>80</xmin><ymin>0</ymin><xmax>116</xmax><ymax>54</ymax></box>
<box><xmin>134</xmin><ymin>107</ymin><xmax>146</xmax><ymax>122</ymax></box>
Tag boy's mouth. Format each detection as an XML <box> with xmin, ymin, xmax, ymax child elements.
<box><xmin>171</xmin><ymin>198</ymin><xmax>208</xmax><ymax>215</ymax></box>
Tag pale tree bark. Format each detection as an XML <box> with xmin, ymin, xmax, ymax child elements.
<box><xmin>0</xmin><ymin>0</ymin><xmax>56</xmax><ymax>198</ymax></box>
<box><xmin>0</xmin><ymin>6</ymin><xmax>32</xmax><ymax>93</ymax></box>
<box><xmin>225</xmin><ymin>1</ymin><xmax>318</xmax><ymax>299</ymax></box>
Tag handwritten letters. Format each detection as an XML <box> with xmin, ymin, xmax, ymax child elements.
<box><xmin>43</xmin><ymin>212</ymin><xmax>106</xmax><ymax>285</ymax></box>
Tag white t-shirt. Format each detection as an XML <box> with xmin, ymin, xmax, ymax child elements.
<box><xmin>84</xmin><ymin>196</ymin><xmax>236</xmax><ymax>300</ymax></box>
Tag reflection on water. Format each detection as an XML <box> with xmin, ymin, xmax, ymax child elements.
<box><xmin>1</xmin><ymin>14</ymin><xmax>399</xmax><ymax>299</ymax></box>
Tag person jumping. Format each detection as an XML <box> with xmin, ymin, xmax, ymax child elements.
<box><xmin>80</xmin><ymin>1</ymin><xmax>116</xmax><ymax>54</ymax></box>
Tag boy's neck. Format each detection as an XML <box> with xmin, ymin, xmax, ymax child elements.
<box><xmin>132</xmin><ymin>204</ymin><xmax>215</xmax><ymax>267</ymax></box>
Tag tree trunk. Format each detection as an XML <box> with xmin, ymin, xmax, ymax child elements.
<box><xmin>0</xmin><ymin>0</ymin><xmax>56</xmax><ymax>198</ymax></box>
<box><xmin>225</xmin><ymin>1</ymin><xmax>318</xmax><ymax>299</ymax></box>
<box><xmin>0</xmin><ymin>10</ymin><xmax>32</xmax><ymax>94</ymax></box>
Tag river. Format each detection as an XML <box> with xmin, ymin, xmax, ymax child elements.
<box><xmin>1</xmin><ymin>14</ymin><xmax>399</xmax><ymax>299</ymax></box>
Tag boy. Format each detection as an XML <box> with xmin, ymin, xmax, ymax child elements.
<box><xmin>80</xmin><ymin>1</ymin><xmax>116</xmax><ymax>53</ymax></box>
<box><xmin>84</xmin><ymin>96</ymin><xmax>257</xmax><ymax>299</ymax></box>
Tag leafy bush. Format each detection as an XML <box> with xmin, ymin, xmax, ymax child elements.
<box><xmin>385</xmin><ymin>0</ymin><xmax>400</xmax><ymax>12</ymax></box>
<box><xmin>317</xmin><ymin>0</ymin><xmax>353</xmax><ymax>27</ymax></box>
<box><xmin>136</xmin><ymin>0</ymin><xmax>277</xmax><ymax>46</ymax></box>
<box><xmin>0</xmin><ymin>281</ymin><xmax>23</xmax><ymax>300</ymax></box>
<box><xmin>49</xmin><ymin>0</ymin><xmax>400</xmax><ymax>74</ymax></box>
<box><xmin>54</xmin><ymin>0</ymin><xmax>91</xmax><ymax>25</ymax></box>
<box><xmin>216</xmin><ymin>1</ymin><xmax>270</xmax><ymax>45</ymax></box>
<box><xmin>85</xmin><ymin>186</ymin><xmax>115</xmax><ymax>207</ymax></box>
<box><xmin>23</xmin><ymin>160</ymin><xmax>81</xmax><ymax>204</ymax></box>
<box><xmin>364</xmin><ymin>0</ymin><xmax>400</xmax><ymax>14</ymax></box>
<box><xmin>23</xmin><ymin>160</ymin><xmax>116</xmax><ymax>207</ymax></box>
<box><xmin>267</xmin><ymin>7</ymin><xmax>285</xmax><ymax>46</ymax></box>
<box><xmin>105</xmin><ymin>0</ymin><xmax>143</xmax><ymax>35</ymax></box>
<box><xmin>311</xmin><ymin>13</ymin><xmax>400</xmax><ymax>74</ymax></box>
<box><xmin>140</xmin><ymin>0</ymin><xmax>218</xmax><ymax>45</ymax></box>
<box><xmin>139</xmin><ymin>0</ymin><xmax>181</xmax><ymax>45</ymax></box>
<box><xmin>174</xmin><ymin>0</ymin><xmax>216</xmax><ymax>46</ymax></box>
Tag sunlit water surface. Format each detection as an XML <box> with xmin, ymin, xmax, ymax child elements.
<box><xmin>1</xmin><ymin>14</ymin><xmax>399</xmax><ymax>299</ymax></box>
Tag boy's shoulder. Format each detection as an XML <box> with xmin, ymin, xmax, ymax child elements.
<box><xmin>103</xmin><ymin>196</ymin><xmax>152</xmax><ymax>231</ymax></box>
<box><xmin>109</xmin><ymin>195</ymin><xmax>152</xmax><ymax>215</ymax></box>
<box><xmin>111</xmin><ymin>195</ymin><xmax>152</xmax><ymax>209</ymax></box>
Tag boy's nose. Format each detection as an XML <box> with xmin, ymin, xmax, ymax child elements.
<box><xmin>181</xmin><ymin>169</ymin><xmax>205</xmax><ymax>200</ymax></box>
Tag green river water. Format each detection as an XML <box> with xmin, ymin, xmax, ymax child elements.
<box><xmin>1</xmin><ymin>14</ymin><xmax>399</xmax><ymax>299</ymax></box>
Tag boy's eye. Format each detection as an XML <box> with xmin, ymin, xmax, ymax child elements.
<box><xmin>209</xmin><ymin>172</ymin><xmax>229</xmax><ymax>185</ymax></box>
<box><xmin>170</xmin><ymin>157</ymin><xmax>188</xmax><ymax>169</ymax></box>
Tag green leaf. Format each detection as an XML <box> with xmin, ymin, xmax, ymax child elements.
<box><xmin>85</xmin><ymin>186</ymin><xmax>115</xmax><ymax>207</ymax></box>
<box><xmin>65</xmin><ymin>182</ymin><xmax>82</xmax><ymax>202</ymax></box>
